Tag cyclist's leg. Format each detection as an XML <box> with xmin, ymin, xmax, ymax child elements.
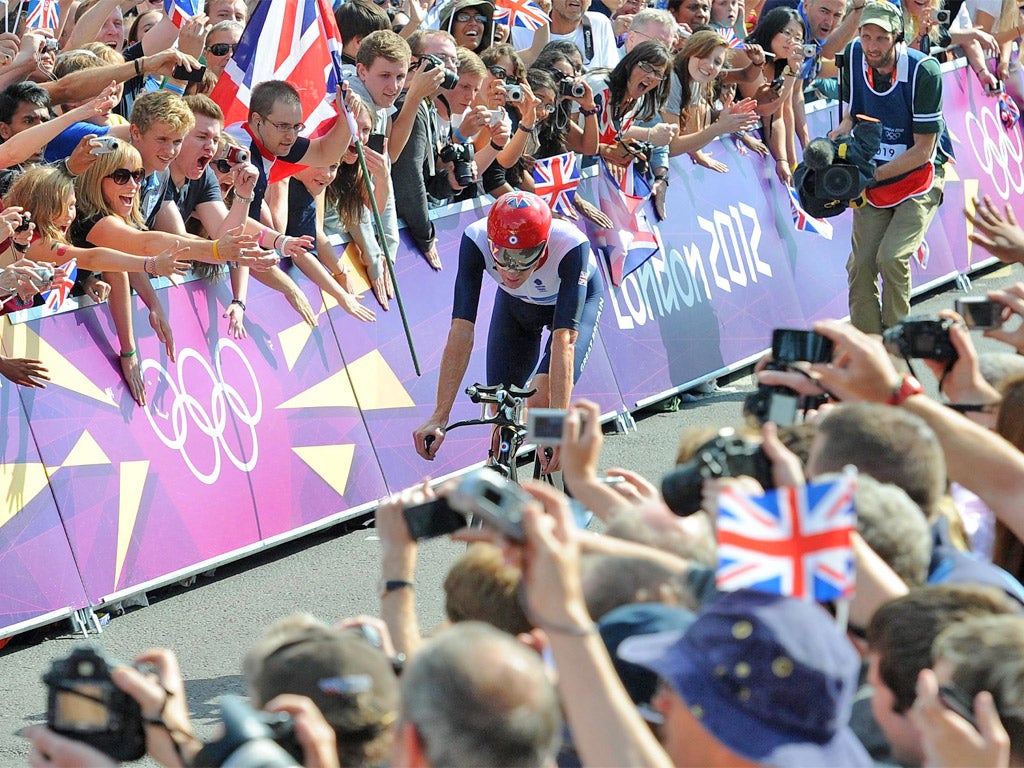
<box><xmin>486</xmin><ymin>291</ymin><xmax>546</xmax><ymax>388</ymax></box>
<box><xmin>534</xmin><ymin>281</ymin><xmax>604</xmax><ymax>389</ymax></box>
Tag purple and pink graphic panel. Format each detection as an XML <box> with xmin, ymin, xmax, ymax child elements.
<box><xmin>2</xmin><ymin>64</ymin><xmax>1021</xmax><ymax>638</ymax></box>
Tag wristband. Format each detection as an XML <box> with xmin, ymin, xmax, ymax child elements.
<box><xmin>489</xmin><ymin>140</ymin><xmax>506</xmax><ymax>151</ymax></box>
<box><xmin>230</xmin><ymin>298</ymin><xmax>246</xmax><ymax>312</ymax></box>
<box><xmin>452</xmin><ymin>125</ymin><xmax>468</xmax><ymax>143</ymax></box>
<box><xmin>120</xmin><ymin>348</ymin><xmax>137</xmax><ymax>359</ymax></box>
<box><xmin>380</xmin><ymin>579</ymin><xmax>414</xmax><ymax>597</ymax></box>
<box><xmin>518</xmin><ymin>123</ymin><xmax>537</xmax><ymax>134</ymax></box>
<box><xmin>234</xmin><ymin>193</ymin><xmax>254</xmax><ymax>202</ymax></box>
<box><xmin>61</xmin><ymin>157</ymin><xmax>79</xmax><ymax>178</ymax></box>
<box><xmin>580</xmin><ymin>105</ymin><xmax>600</xmax><ymax>116</ymax></box>
<box><xmin>887</xmin><ymin>373</ymin><xmax>925</xmax><ymax>406</ymax></box>
<box><xmin>258</xmin><ymin>227</ymin><xmax>269</xmax><ymax>248</ymax></box>
<box><xmin>273</xmin><ymin>233</ymin><xmax>285</xmax><ymax>251</ymax></box>
<box><xmin>134</xmin><ymin>58</ymin><xmax>142</xmax><ymax>77</ymax></box>
<box><xmin>160</xmin><ymin>78</ymin><xmax>185</xmax><ymax>94</ymax></box>
<box><xmin>212</xmin><ymin>239</ymin><xmax>222</xmax><ymax>261</ymax></box>
<box><xmin>653</xmin><ymin>174</ymin><xmax>669</xmax><ymax>186</ymax></box>
<box><xmin>144</xmin><ymin>256</ymin><xmax>155</xmax><ymax>276</ymax></box>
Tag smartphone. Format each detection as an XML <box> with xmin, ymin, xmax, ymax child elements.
<box><xmin>938</xmin><ymin>684</ymin><xmax>978</xmax><ymax>730</ymax></box>
<box><xmin>526</xmin><ymin>408</ymin><xmax>567</xmax><ymax>444</ymax></box>
<box><xmin>171</xmin><ymin>63</ymin><xmax>207</xmax><ymax>82</ymax></box>
<box><xmin>366</xmin><ymin>133</ymin><xmax>386</xmax><ymax>153</ymax></box>
<box><xmin>987</xmin><ymin>79</ymin><xmax>1005</xmax><ymax>95</ymax></box>
<box><xmin>402</xmin><ymin>498</ymin><xmax>467</xmax><ymax>540</ymax></box>
<box><xmin>955</xmin><ymin>297</ymin><xmax>1001</xmax><ymax>330</ymax></box>
<box><xmin>772</xmin><ymin>328</ymin><xmax>835</xmax><ymax>364</ymax></box>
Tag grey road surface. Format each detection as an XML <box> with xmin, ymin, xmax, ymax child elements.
<box><xmin>0</xmin><ymin>263</ymin><xmax>1020</xmax><ymax>765</ymax></box>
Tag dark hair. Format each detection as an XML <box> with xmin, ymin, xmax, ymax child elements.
<box><xmin>535</xmin><ymin>40</ymin><xmax>583</xmax><ymax>72</ymax></box>
<box><xmin>249</xmin><ymin>80</ymin><xmax>300</xmax><ymax>120</ymax></box>
<box><xmin>746</xmin><ymin>7</ymin><xmax>801</xmax><ymax>78</ymax></box>
<box><xmin>481</xmin><ymin>43</ymin><xmax>525</xmax><ymax>82</ymax></box>
<box><xmin>0</xmin><ymin>82</ymin><xmax>50</xmax><ymax>124</ymax></box>
<box><xmin>604</xmin><ymin>40</ymin><xmax>671</xmax><ymax>122</ymax></box>
<box><xmin>335</xmin><ymin>0</ymin><xmax>391</xmax><ymax>45</ymax></box>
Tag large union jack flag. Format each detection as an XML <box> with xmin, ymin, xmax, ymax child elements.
<box><xmin>40</xmin><ymin>258</ymin><xmax>77</xmax><ymax>312</ymax></box>
<box><xmin>532</xmin><ymin>152</ymin><xmax>579</xmax><ymax>216</ymax></box>
<box><xmin>25</xmin><ymin>0</ymin><xmax>60</xmax><ymax>30</ymax></box>
<box><xmin>212</xmin><ymin>0</ymin><xmax>344</xmax><ymax>183</ymax></box>
<box><xmin>493</xmin><ymin>0</ymin><xmax>550</xmax><ymax>30</ymax></box>
<box><xmin>787</xmin><ymin>185</ymin><xmax>833</xmax><ymax>240</ymax></box>
<box><xmin>716</xmin><ymin>475</ymin><xmax>857</xmax><ymax>602</ymax></box>
<box><xmin>162</xmin><ymin>0</ymin><xmax>198</xmax><ymax>28</ymax></box>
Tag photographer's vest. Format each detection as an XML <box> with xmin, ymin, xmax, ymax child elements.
<box><xmin>848</xmin><ymin>40</ymin><xmax>939</xmax><ymax>208</ymax></box>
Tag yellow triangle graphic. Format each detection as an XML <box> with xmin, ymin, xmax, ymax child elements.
<box><xmin>943</xmin><ymin>163</ymin><xmax>960</xmax><ymax>182</ymax></box>
<box><xmin>342</xmin><ymin>241</ymin><xmax>372</xmax><ymax>296</ymax></box>
<box><xmin>2</xmin><ymin>322</ymin><xmax>116</xmax><ymax>406</ymax></box>
<box><xmin>278</xmin><ymin>319</ymin><xmax>315</xmax><ymax>372</ymax></box>
<box><xmin>61</xmin><ymin>430</ymin><xmax>111</xmax><ymax>468</ymax></box>
<box><xmin>292</xmin><ymin>444</ymin><xmax>355</xmax><ymax>497</ymax></box>
<box><xmin>277</xmin><ymin>368</ymin><xmax>358</xmax><ymax>409</ymax></box>
<box><xmin>347</xmin><ymin>349</ymin><xmax>415</xmax><ymax>410</ymax></box>
<box><xmin>114</xmin><ymin>460</ymin><xmax>149</xmax><ymax>590</ymax></box>
<box><xmin>0</xmin><ymin>463</ymin><xmax>51</xmax><ymax>530</ymax></box>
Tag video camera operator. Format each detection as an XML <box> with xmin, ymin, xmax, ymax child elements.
<box><xmin>831</xmin><ymin>1</ymin><xmax>948</xmax><ymax>335</ymax></box>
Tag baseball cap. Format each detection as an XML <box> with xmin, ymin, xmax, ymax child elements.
<box><xmin>619</xmin><ymin>590</ymin><xmax>871</xmax><ymax>768</ymax></box>
<box><xmin>859</xmin><ymin>1</ymin><xmax>903</xmax><ymax>33</ymax></box>
<box><xmin>247</xmin><ymin>623</ymin><xmax>400</xmax><ymax>739</ymax></box>
<box><xmin>598</xmin><ymin>603</ymin><xmax>696</xmax><ymax>715</ymax></box>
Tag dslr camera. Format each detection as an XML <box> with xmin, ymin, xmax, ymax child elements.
<box><xmin>43</xmin><ymin>646</ymin><xmax>147</xmax><ymax>762</ymax></box>
<box><xmin>793</xmin><ymin>115</ymin><xmax>882</xmax><ymax>218</ymax></box>
<box><xmin>661</xmin><ymin>429</ymin><xmax>773</xmax><ymax>516</ymax></box>
<box><xmin>193</xmin><ymin>696</ymin><xmax>300</xmax><ymax>767</ymax></box>
<box><xmin>439</xmin><ymin>141</ymin><xmax>475</xmax><ymax>187</ymax></box>
<box><xmin>883</xmin><ymin>315</ymin><xmax>958</xmax><ymax>363</ymax></box>
<box><xmin>14</xmin><ymin>211</ymin><xmax>31</xmax><ymax>232</ymax></box>
<box><xmin>419</xmin><ymin>53</ymin><xmax>458</xmax><ymax>89</ymax></box>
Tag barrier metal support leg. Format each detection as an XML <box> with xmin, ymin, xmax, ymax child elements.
<box><xmin>955</xmin><ymin>272</ymin><xmax>972</xmax><ymax>292</ymax></box>
<box><xmin>70</xmin><ymin>608</ymin><xmax>98</xmax><ymax>638</ymax></box>
<box><xmin>612</xmin><ymin>410</ymin><xmax>636</xmax><ymax>434</ymax></box>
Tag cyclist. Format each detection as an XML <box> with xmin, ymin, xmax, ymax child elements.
<box><xmin>413</xmin><ymin>191</ymin><xmax>604</xmax><ymax>472</ymax></box>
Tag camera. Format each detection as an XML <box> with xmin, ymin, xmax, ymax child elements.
<box><xmin>419</xmin><ymin>53</ymin><xmax>458</xmax><ymax>89</ymax></box>
<box><xmin>223</xmin><ymin>145</ymin><xmax>250</xmax><ymax>166</ymax></box>
<box><xmin>793</xmin><ymin>115</ymin><xmax>882</xmax><ymax>218</ymax></box>
<box><xmin>448</xmin><ymin>468</ymin><xmax>531</xmax><ymax>541</ymax></box>
<box><xmin>42</xmin><ymin>38</ymin><xmax>58</xmax><ymax>53</ymax></box>
<box><xmin>43</xmin><ymin>646</ymin><xmax>147</xmax><ymax>762</ymax></box>
<box><xmin>193</xmin><ymin>696</ymin><xmax>300</xmax><ymax>767</ymax></box>
<box><xmin>955</xmin><ymin>296</ymin><xmax>1001</xmax><ymax>330</ymax></box>
<box><xmin>621</xmin><ymin>138</ymin><xmax>654</xmax><ymax>176</ymax></box>
<box><xmin>802</xmin><ymin>43</ymin><xmax>817</xmax><ymax>58</ymax></box>
<box><xmin>439</xmin><ymin>141</ymin><xmax>475</xmax><ymax>187</ymax></box>
<box><xmin>930</xmin><ymin>8</ymin><xmax>950</xmax><ymax>24</ymax></box>
<box><xmin>743</xmin><ymin>384</ymin><xmax>800</xmax><ymax>426</ymax></box>
<box><xmin>882</xmin><ymin>315</ymin><xmax>958</xmax><ymax>363</ymax></box>
<box><xmin>559</xmin><ymin>79</ymin><xmax>586</xmax><ymax>99</ymax></box>
<box><xmin>89</xmin><ymin>135</ymin><xmax>119</xmax><ymax>156</ymax></box>
<box><xmin>500</xmin><ymin>83</ymin><xmax>525</xmax><ymax>102</ymax></box>
<box><xmin>660</xmin><ymin>429</ymin><xmax>773</xmax><ymax>516</ymax></box>
<box><xmin>486</xmin><ymin>108</ymin><xmax>504</xmax><ymax>127</ymax></box>
<box><xmin>14</xmin><ymin>211</ymin><xmax>31</xmax><ymax>232</ymax></box>
<box><xmin>986</xmin><ymin>79</ymin><xmax>1005</xmax><ymax>95</ymax></box>
<box><xmin>526</xmin><ymin>408</ymin><xmax>567</xmax><ymax>444</ymax></box>
<box><xmin>772</xmin><ymin>328</ymin><xmax>834</xmax><ymax>363</ymax></box>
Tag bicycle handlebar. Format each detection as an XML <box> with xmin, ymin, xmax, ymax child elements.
<box><xmin>443</xmin><ymin>383</ymin><xmax>534</xmax><ymax>436</ymax></box>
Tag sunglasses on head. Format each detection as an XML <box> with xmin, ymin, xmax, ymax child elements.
<box><xmin>206</xmin><ymin>42</ymin><xmax>238</xmax><ymax>56</ymax></box>
<box><xmin>106</xmin><ymin>168</ymin><xmax>145</xmax><ymax>185</ymax></box>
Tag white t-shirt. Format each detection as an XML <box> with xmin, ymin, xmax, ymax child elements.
<box><xmin>511</xmin><ymin>12</ymin><xmax>621</xmax><ymax>70</ymax></box>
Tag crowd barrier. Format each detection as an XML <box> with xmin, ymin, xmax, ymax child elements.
<box><xmin>1</xmin><ymin>62</ymin><xmax>1020</xmax><ymax>639</ymax></box>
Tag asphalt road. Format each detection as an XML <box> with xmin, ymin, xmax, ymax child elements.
<box><xmin>1</xmin><ymin>262</ymin><xmax>1020</xmax><ymax>766</ymax></box>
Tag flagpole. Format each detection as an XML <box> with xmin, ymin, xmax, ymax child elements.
<box><xmin>339</xmin><ymin>88</ymin><xmax>421</xmax><ymax>376</ymax></box>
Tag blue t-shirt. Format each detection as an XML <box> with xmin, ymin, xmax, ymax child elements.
<box><xmin>43</xmin><ymin>121</ymin><xmax>110</xmax><ymax>164</ymax></box>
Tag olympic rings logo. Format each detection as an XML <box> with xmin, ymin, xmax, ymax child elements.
<box><xmin>965</xmin><ymin>105</ymin><xmax>1024</xmax><ymax>201</ymax></box>
<box><xmin>142</xmin><ymin>339</ymin><xmax>263</xmax><ymax>485</ymax></box>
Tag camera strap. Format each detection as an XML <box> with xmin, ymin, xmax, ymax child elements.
<box><xmin>581</xmin><ymin>15</ymin><xmax>594</xmax><ymax>65</ymax></box>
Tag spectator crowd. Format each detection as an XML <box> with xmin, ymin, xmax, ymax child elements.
<box><xmin>6</xmin><ymin>0</ymin><xmax>1024</xmax><ymax>765</ymax></box>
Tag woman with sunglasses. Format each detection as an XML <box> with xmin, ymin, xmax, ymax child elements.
<box><xmin>203</xmin><ymin>20</ymin><xmax>243</xmax><ymax>80</ymax></box>
<box><xmin>441</xmin><ymin>0</ymin><xmax>496</xmax><ymax>53</ymax></box>
<box><xmin>661</xmin><ymin>29</ymin><xmax>759</xmax><ymax>173</ymax></box>
<box><xmin>70</xmin><ymin>141</ymin><xmax>260</xmax><ymax>405</ymax></box>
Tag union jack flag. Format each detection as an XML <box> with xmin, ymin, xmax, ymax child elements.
<box><xmin>532</xmin><ymin>152</ymin><xmax>579</xmax><ymax>216</ymax></box>
<box><xmin>913</xmin><ymin>238</ymin><xmax>930</xmax><ymax>269</ymax></box>
<box><xmin>787</xmin><ymin>185</ymin><xmax>833</xmax><ymax>240</ymax></box>
<box><xmin>584</xmin><ymin>159</ymin><xmax>663</xmax><ymax>286</ymax></box>
<box><xmin>719</xmin><ymin>27</ymin><xmax>746</xmax><ymax>49</ymax></box>
<box><xmin>163</xmin><ymin>0</ymin><xmax>198</xmax><ymax>28</ymax></box>
<box><xmin>716</xmin><ymin>475</ymin><xmax>857</xmax><ymax>602</ymax></box>
<box><xmin>25</xmin><ymin>0</ymin><xmax>60</xmax><ymax>30</ymax></box>
<box><xmin>493</xmin><ymin>0</ymin><xmax>549</xmax><ymax>30</ymax></box>
<box><xmin>999</xmin><ymin>92</ymin><xmax>1020</xmax><ymax>130</ymax></box>
<box><xmin>212</xmin><ymin>0</ymin><xmax>344</xmax><ymax>184</ymax></box>
<box><xmin>40</xmin><ymin>258</ymin><xmax>77</xmax><ymax>312</ymax></box>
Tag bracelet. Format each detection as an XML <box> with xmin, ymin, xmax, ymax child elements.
<box><xmin>120</xmin><ymin>348</ymin><xmax>137</xmax><ymax>359</ymax></box>
<box><xmin>518</xmin><ymin>123</ymin><xmax>536</xmax><ymax>134</ymax></box>
<box><xmin>212</xmin><ymin>239</ymin><xmax>222</xmax><ymax>261</ymax></box>
<box><xmin>490</xmin><ymin>140</ymin><xmax>507</xmax><ymax>151</ymax></box>
<box><xmin>234</xmin><ymin>193</ymin><xmax>254</xmax><ymax>202</ymax></box>
<box><xmin>229</xmin><ymin>298</ymin><xmax>246</xmax><ymax>312</ymax></box>
<box><xmin>887</xmin><ymin>373</ymin><xmax>925</xmax><ymax>406</ymax></box>
<box><xmin>273</xmin><ymin>233</ymin><xmax>285</xmax><ymax>251</ymax></box>
<box><xmin>134</xmin><ymin>58</ymin><xmax>142</xmax><ymax>77</ymax></box>
<box><xmin>580</xmin><ymin>105</ymin><xmax>600</xmax><ymax>116</ymax></box>
<box><xmin>452</xmin><ymin>125</ymin><xmax>467</xmax><ymax>143</ymax></box>
<box><xmin>258</xmin><ymin>227</ymin><xmax>269</xmax><ymax>248</ymax></box>
<box><xmin>61</xmin><ymin>157</ymin><xmax>79</xmax><ymax>178</ymax></box>
<box><xmin>381</xmin><ymin>579</ymin><xmax>415</xmax><ymax>597</ymax></box>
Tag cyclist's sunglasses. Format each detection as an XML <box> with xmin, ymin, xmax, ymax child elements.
<box><xmin>491</xmin><ymin>241</ymin><xmax>546</xmax><ymax>271</ymax></box>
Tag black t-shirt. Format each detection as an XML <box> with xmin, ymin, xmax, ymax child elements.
<box><xmin>169</xmin><ymin>167</ymin><xmax>223</xmax><ymax>222</ymax></box>
<box><xmin>68</xmin><ymin>213</ymin><xmax>105</xmax><ymax>248</ymax></box>
<box><xmin>286</xmin><ymin>178</ymin><xmax>317</xmax><ymax>239</ymax></box>
<box><xmin>248</xmin><ymin>134</ymin><xmax>311</xmax><ymax>221</ymax></box>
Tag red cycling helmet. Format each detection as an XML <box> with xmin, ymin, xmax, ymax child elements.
<box><xmin>487</xmin><ymin>191</ymin><xmax>552</xmax><ymax>271</ymax></box>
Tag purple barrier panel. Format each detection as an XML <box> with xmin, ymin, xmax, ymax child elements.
<box><xmin>3</xmin><ymin>290</ymin><xmax>263</xmax><ymax>602</ymax></box>
<box><xmin>0</xmin><ymin>364</ymin><xmax>87</xmax><ymax>635</ymax></box>
<box><xmin>352</xmin><ymin>202</ymin><xmax>626</xmax><ymax>491</ymax></box>
<box><xmin>211</xmin><ymin>269</ymin><xmax>390</xmax><ymax>538</ymax></box>
<box><xmin>589</xmin><ymin>145</ymin><xmax>808</xmax><ymax>407</ymax></box>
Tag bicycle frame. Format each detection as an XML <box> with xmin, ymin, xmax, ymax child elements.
<box><xmin>443</xmin><ymin>383</ymin><xmax>535</xmax><ymax>482</ymax></box>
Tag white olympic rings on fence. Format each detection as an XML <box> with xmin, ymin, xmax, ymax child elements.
<box><xmin>143</xmin><ymin>338</ymin><xmax>263</xmax><ymax>485</ymax></box>
<box><xmin>965</xmin><ymin>104</ymin><xmax>1024</xmax><ymax>201</ymax></box>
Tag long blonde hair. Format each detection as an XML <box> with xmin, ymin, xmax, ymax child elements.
<box><xmin>74</xmin><ymin>141</ymin><xmax>145</xmax><ymax>228</ymax></box>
